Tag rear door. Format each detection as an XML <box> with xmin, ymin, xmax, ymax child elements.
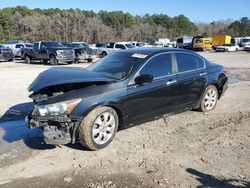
<box><xmin>174</xmin><ymin>52</ymin><xmax>207</xmax><ymax>109</ymax></box>
<box><xmin>126</xmin><ymin>53</ymin><xmax>178</xmax><ymax>125</ymax></box>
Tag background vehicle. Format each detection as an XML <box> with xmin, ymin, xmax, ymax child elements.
<box><xmin>176</xmin><ymin>36</ymin><xmax>193</xmax><ymax>49</ymax></box>
<box><xmin>239</xmin><ymin>37</ymin><xmax>250</xmax><ymax>47</ymax></box>
<box><xmin>212</xmin><ymin>35</ymin><xmax>231</xmax><ymax>48</ymax></box>
<box><xmin>130</xmin><ymin>41</ymin><xmax>145</xmax><ymax>48</ymax></box>
<box><xmin>154</xmin><ymin>38</ymin><xmax>171</xmax><ymax>47</ymax></box>
<box><xmin>22</xmin><ymin>41</ymin><xmax>75</xmax><ymax>65</ymax></box>
<box><xmin>192</xmin><ymin>36</ymin><xmax>212</xmax><ymax>51</ymax></box>
<box><xmin>26</xmin><ymin>48</ymin><xmax>228</xmax><ymax>150</ymax></box>
<box><xmin>4</xmin><ymin>43</ymin><xmax>33</xmax><ymax>58</ymax></box>
<box><xmin>215</xmin><ymin>43</ymin><xmax>239</xmax><ymax>52</ymax></box>
<box><xmin>231</xmin><ymin>37</ymin><xmax>242</xmax><ymax>45</ymax></box>
<box><xmin>0</xmin><ymin>44</ymin><xmax>14</xmax><ymax>61</ymax></box>
<box><xmin>243</xmin><ymin>45</ymin><xmax>250</xmax><ymax>51</ymax></box>
<box><xmin>62</xmin><ymin>42</ymin><xmax>98</xmax><ymax>62</ymax></box>
<box><xmin>98</xmin><ymin>42</ymin><xmax>135</xmax><ymax>57</ymax></box>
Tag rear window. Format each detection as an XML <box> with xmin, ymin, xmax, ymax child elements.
<box><xmin>175</xmin><ymin>53</ymin><xmax>197</xmax><ymax>72</ymax></box>
<box><xmin>196</xmin><ymin>56</ymin><xmax>205</xmax><ymax>69</ymax></box>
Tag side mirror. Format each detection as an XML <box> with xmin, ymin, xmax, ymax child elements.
<box><xmin>135</xmin><ymin>74</ymin><xmax>153</xmax><ymax>85</ymax></box>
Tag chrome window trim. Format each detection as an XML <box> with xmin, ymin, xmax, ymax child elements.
<box><xmin>128</xmin><ymin>51</ymin><xmax>207</xmax><ymax>86</ymax></box>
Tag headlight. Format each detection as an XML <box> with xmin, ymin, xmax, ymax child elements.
<box><xmin>56</xmin><ymin>50</ymin><xmax>63</xmax><ymax>54</ymax></box>
<box><xmin>32</xmin><ymin>98</ymin><xmax>82</xmax><ymax>116</ymax></box>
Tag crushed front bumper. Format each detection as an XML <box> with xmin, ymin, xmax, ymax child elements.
<box><xmin>26</xmin><ymin>115</ymin><xmax>81</xmax><ymax>145</ymax></box>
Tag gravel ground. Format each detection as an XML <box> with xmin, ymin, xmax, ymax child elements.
<box><xmin>0</xmin><ymin>52</ymin><xmax>250</xmax><ymax>188</ymax></box>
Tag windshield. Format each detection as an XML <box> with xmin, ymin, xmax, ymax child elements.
<box><xmin>87</xmin><ymin>52</ymin><xmax>145</xmax><ymax>80</ymax></box>
<box><xmin>45</xmin><ymin>42</ymin><xmax>64</xmax><ymax>48</ymax></box>
<box><xmin>71</xmin><ymin>43</ymin><xmax>84</xmax><ymax>48</ymax></box>
<box><xmin>242</xmin><ymin>39</ymin><xmax>250</xmax><ymax>42</ymax></box>
<box><xmin>195</xmin><ymin>39</ymin><xmax>203</xmax><ymax>44</ymax></box>
<box><xmin>25</xmin><ymin>44</ymin><xmax>33</xmax><ymax>48</ymax></box>
<box><xmin>125</xmin><ymin>43</ymin><xmax>135</xmax><ymax>49</ymax></box>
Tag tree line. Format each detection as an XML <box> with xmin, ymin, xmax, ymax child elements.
<box><xmin>0</xmin><ymin>6</ymin><xmax>249</xmax><ymax>44</ymax></box>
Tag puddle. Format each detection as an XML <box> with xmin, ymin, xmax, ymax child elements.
<box><xmin>228</xmin><ymin>74</ymin><xmax>240</xmax><ymax>84</ymax></box>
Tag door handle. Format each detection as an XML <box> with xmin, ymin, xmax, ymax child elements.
<box><xmin>200</xmin><ymin>72</ymin><xmax>207</xmax><ymax>76</ymax></box>
<box><xmin>166</xmin><ymin>79</ymin><xmax>177</xmax><ymax>86</ymax></box>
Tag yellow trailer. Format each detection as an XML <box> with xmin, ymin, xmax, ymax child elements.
<box><xmin>212</xmin><ymin>35</ymin><xmax>231</xmax><ymax>47</ymax></box>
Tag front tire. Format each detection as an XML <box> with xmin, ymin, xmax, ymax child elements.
<box><xmin>49</xmin><ymin>55</ymin><xmax>58</xmax><ymax>65</ymax></box>
<box><xmin>101</xmin><ymin>52</ymin><xmax>107</xmax><ymax>58</ymax></box>
<box><xmin>25</xmin><ymin>56</ymin><xmax>31</xmax><ymax>64</ymax></box>
<box><xmin>199</xmin><ymin>85</ymin><xmax>218</xmax><ymax>112</ymax></box>
<box><xmin>79</xmin><ymin>106</ymin><xmax>119</xmax><ymax>150</ymax></box>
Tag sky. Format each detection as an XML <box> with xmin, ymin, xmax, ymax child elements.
<box><xmin>0</xmin><ymin>0</ymin><xmax>249</xmax><ymax>23</ymax></box>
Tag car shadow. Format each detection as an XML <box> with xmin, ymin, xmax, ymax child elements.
<box><xmin>186</xmin><ymin>168</ymin><xmax>250</xmax><ymax>188</ymax></box>
<box><xmin>0</xmin><ymin>102</ymin><xmax>92</xmax><ymax>151</ymax></box>
<box><xmin>0</xmin><ymin>102</ymin><xmax>55</xmax><ymax>150</ymax></box>
<box><xmin>15</xmin><ymin>60</ymin><xmax>72</xmax><ymax>66</ymax></box>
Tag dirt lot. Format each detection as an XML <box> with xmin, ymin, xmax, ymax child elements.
<box><xmin>0</xmin><ymin>51</ymin><xmax>250</xmax><ymax>188</ymax></box>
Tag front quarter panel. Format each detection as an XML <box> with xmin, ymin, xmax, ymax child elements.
<box><xmin>71</xmin><ymin>86</ymin><xmax>127</xmax><ymax>118</ymax></box>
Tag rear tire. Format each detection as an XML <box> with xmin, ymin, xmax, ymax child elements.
<box><xmin>101</xmin><ymin>52</ymin><xmax>107</xmax><ymax>58</ymax></box>
<box><xmin>79</xmin><ymin>106</ymin><xmax>119</xmax><ymax>150</ymax></box>
<box><xmin>8</xmin><ymin>59</ymin><xmax>14</xmax><ymax>62</ymax></box>
<box><xmin>198</xmin><ymin>85</ymin><xmax>218</xmax><ymax>112</ymax></box>
<box><xmin>49</xmin><ymin>55</ymin><xmax>58</xmax><ymax>65</ymax></box>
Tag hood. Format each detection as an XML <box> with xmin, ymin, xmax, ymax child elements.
<box><xmin>47</xmin><ymin>47</ymin><xmax>73</xmax><ymax>51</ymax></box>
<box><xmin>29</xmin><ymin>67</ymin><xmax>116</xmax><ymax>93</ymax></box>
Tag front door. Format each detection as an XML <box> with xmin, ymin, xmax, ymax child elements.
<box><xmin>126</xmin><ymin>53</ymin><xmax>178</xmax><ymax>126</ymax></box>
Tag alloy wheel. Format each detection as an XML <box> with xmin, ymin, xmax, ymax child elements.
<box><xmin>92</xmin><ymin>112</ymin><xmax>116</xmax><ymax>145</ymax></box>
<box><xmin>204</xmin><ymin>88</ymin><xmax>217</xmax><ymax>110</ymax></box>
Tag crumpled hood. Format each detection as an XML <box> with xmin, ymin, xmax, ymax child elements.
<box><xmin>28</xmin><ymin>67</ymin><xmax>116</xmax><ymax>93</ymax></box>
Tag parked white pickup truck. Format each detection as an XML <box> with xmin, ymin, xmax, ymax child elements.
<box><xmin>98</xmin><ymin>42</ymin><xmax>134</xmax><ymax>57</ymax></box>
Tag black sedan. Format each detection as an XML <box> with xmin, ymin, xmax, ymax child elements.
<box><xmin>26</xmin><ymin>48</ymin><xmax>228</xmax><ymax>150</ymax></box>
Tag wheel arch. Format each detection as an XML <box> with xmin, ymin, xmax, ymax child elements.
<box><xmin>76</xmin><ymin>101</ymin><xmax>126</xmax><ymax>130</ymax></box>
<box><xmin>49</xmin><ymin>53</ymin><xmax>57</xmax><ymax>58</ymax></box>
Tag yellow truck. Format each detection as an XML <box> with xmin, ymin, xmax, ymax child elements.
<box><xmin>212</xmin><ymin>35</ymin><xmax>231</xmax><ymax>47</ymax></box>
<box><xmin>192</xmin><ymin>36</ymin><xmax>212</xmax><ymax>51</ymax></box>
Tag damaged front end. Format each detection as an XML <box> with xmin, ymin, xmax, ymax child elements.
<box><xmin>26</xmin><ymin>114</ymin><xmax>81</xmax><ymax>145</ymax></box>
<box><xmin>25</xmin><ymin>67</ymin><xmax>116</xmax><ymax>145</ymax></box>
<box><xmin>26</xmin><ymin>98</ymin><xmax>83</xmax><ymax>145</ymax></box>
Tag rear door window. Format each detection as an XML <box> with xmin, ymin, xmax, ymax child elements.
<box><xmin>196</xmin><ymin>56</ymin><xmax>205</xmax><ymax>69</ymax></box>
<box><xmin>175</xmin><ymin>53</ymin><xmax>197</xmax><ymax>72</ymax></box>
<box><xmin>140</xmin><ymin>53</ymin><xmax>172</xmax><ymax>78</ymax></box>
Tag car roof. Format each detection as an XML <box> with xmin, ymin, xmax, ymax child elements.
<box><xmin>120</xmin><ymin>47</ymin><xmax>195</xmax><ymax>56</ymax></box>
